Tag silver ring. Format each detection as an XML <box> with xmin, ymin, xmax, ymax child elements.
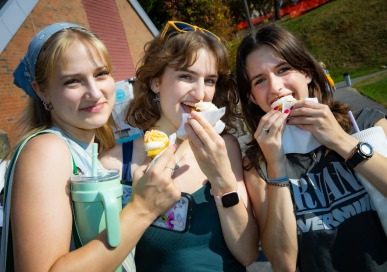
<box><xmin>165</xmin><ymin>166</ymin><xmax>176</xmax><ymax>176</ymax></box>
<box><xmin>263</xmin><ymin>127</ymin><xmax>269</xmax><ymax>134</ymax></box>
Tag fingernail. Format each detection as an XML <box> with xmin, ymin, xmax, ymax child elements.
<box><xmin>284</xmin><ymin>109</ymin><xmax>290</xmax><ymax>114</ymax></box>
<box><xmin>290</xmin><ymin>106</ymin><xmax>294</xmax><ymax>110</ymax></box>
<box><xmin>274</xmin><ymin>106</ymin><xmax>279</xmax><ymax>111</ymax></box>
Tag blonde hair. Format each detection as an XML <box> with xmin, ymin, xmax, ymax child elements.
<box><xmin>10</xmin><ymin>27</ymin><xmax>116</xmax><ymax>157</ymax></box>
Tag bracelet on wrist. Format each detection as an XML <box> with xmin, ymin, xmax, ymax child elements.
<box><xmin>266</xmin><ymin>181</ymin><xmax>290</xmax><ymax>187</ymax></box>
<box><xmin>266</xmin><ymin>176</ymin><xmax>290</xmax><ymax>187</ymax></box>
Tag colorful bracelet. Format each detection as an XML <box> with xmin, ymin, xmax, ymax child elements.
<box><xmin>266</xmin><ymin>176</ymin><xmax>290</xmax><ymax>187</ymax></box>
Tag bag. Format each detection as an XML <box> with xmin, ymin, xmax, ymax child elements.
<box><xmin>0</xmin><ymin>130</ymin><xmax>81</xmax><ymax>271</ymax></box>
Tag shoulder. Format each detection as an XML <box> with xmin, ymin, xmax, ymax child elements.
<box><xmin>221</xmin><ymin>133</ymin><xmax>242</xmax><ymax>155</ymax></box>
<box><xmin>15</xmin><ymin>133</ymin><xmax>73</xmax><ymax>181</ymax></box>
<box><xmin>132</xmin><ymin>136</ymin><xmax>147</xmax><ymax>165</ymax></box>
<box><xmin>99</xmin><ymin>143</ymin><xmax>123</xmax><ymax>171</ymax></box>
<box><xmin>22</xmin><ymin>133</ymin><xmax>71</xmax><ymax>158</ymax></box>
<box><xmin>222</xmin><ymin>133</ymin><xmax>240</xmax><ymax>147</ymax></box>
<box><xmin>356</xmin><ymin>108</ymin><xmax>386</xmax><ymax>130</ymax></box>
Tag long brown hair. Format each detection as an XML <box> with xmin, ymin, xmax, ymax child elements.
<box><xmin>236</xmin><ymin>25</ymin><xmax>351</xmax><ymax>169</ymax></box>
<box><xmin>125</xmin><ymin>29</ymin><xmax>240</xmax><ymax>133</ymax></box>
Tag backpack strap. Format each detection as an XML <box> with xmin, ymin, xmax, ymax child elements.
<box><xmin>121</xmin><ymin>140</ymin><xmax>134</xmax><ymax>183</ymax></box>
<box><xmin>0</xmin><ymin>130</ymin><xmax>81</xmax><ymax>270</ymax></box>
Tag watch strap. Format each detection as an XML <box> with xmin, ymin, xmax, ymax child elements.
<box><xmin>210</xmin><ymin>184</ymin><xmax>240</xmax><ymax>207</ymax></box>
<box><xmin>345</xmin><ymin>142</ymin><xmax>373</xmax><ymax>168</ymax></box>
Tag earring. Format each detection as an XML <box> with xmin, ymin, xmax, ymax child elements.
<box><xmin>154</xmin><ymin>93</ymin><xmax>160</xmax><ymax>102</ymax></box>
<box><xmin>42</xmin><ymin>100</ymin><xmax>53</xmax><ymax>111</ymax></box>
<box><xmin>249</xmin><ymin>94</ymin><xmax>258</xmax><ymax>105</ymax></box>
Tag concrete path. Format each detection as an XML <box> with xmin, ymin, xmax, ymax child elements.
<box><xmin>334</xmin><ymin>70</ymin><xmax>387</xmax><ymax>114</ymax></box>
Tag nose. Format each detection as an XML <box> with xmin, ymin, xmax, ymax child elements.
<box><xmin>268</xmin><ymin>74</ymin><xmax>284</xmax><ymax>96</ymax></box>
<box><xmin>191</xmin><ymin>80</ymin><xmax>205</xmax><ymax>101</ymax></box>
<box><xmin>84</xmin><ymin>78</ymin><xmax>102</xmax><ymax>100</ymax></box>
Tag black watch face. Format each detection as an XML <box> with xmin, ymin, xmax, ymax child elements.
<box><xmin>221</xmin><ymin>192</ymin><xmax>239</xmax><ymax>208</ymax></box>
<box><xmin>359</xmin><ymin>142</ymin><xmax>373</xmax><ymax>157</ymax></box>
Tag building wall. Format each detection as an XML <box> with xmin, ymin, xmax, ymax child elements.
<box><xmin>0</xmin><ymin>0</ymin><xmax>152</xmax><ymax>145</ymax></box>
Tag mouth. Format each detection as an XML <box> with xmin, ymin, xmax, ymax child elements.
<box><xmin>181</xmin><ymin>101</ymin><xmax>198</xmax><ymax>113</ymax></box>
<box><xmin>270</xmin><ymin>93</ymin><xmax>295</xmax><ymax>105</ymax></box>
<box><xmin>80</xmin><ymin>102</ymin><xmax>105</xmax><ymax>112</ymax></box>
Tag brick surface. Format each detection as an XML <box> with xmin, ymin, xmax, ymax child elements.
<box><xmin>0</xmin><ymin>0</ymin><xmax>151</xmax><ymax>145</ymax></box>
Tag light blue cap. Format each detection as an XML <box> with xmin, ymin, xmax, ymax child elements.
<box><xmin>13</xmin><ymin>22</ymin><xmax>85</xmax><ymax>99</ymax></box>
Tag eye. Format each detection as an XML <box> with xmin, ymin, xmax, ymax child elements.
<box><xmin>64</xmin><ymin>78</ymin><xmax>81</xmax><ymax>86</ymax></box>
<box><xmin>96</xmin><ymin>70</ymin><xmax>111</xmax><ymax>79</ymax></box>
<box><xmin>179</xmin><ymin>73</ymin><xmax>192</xmax><ymax>81</ymax></box>
<box><xmin>205</xmin><ymin>78</ymin><xmax>217</xmax><ymax>86</ymax></box>
<box><xmin>252</xmin><ymin>77</ymin><xmax>265</xmax><ymax>86</ymax></box>
<box><xmin>278</xmin><ymin>66</ymin><xmax>292</xmax><ymax>74</ymax></box>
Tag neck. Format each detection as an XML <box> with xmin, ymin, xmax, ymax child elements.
<box><xmin>52</xmin><ymin>123</ymin><xmax>96</xmax><ymax>145</ymax></box>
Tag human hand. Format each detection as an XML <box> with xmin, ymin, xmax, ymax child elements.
<box><xmin>131</xmin><ymin>145</ymin><xmax>181</xmax><ymax>220</ymax></box>
<box><xmin>254</xmin><ymin>108</ymin><xmax>288</xmax><ymax>168</ymax></box>
<box><xmin>287</xmin><ymin>100</ymin><xmax>348</xmax><ymax>149</ymax></box>
<box><xmin>185</xmin><ymin>111</ymin><xmax>236</xmax><ymax>193</ymax></box>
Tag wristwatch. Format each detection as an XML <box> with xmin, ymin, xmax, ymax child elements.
<box><xmin>210</xmin><ymin>185</ymin><xmax>240</xmax><ymax>208</ymax></box>
<box><xmin>345</xmin><ymin>142</ymin><xmax>373</xmax><ymax>169</ymax></box>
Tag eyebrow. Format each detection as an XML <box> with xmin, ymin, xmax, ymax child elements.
<box><xmin>178</xmin><ymin>67</ymin><xmax>218</xmax><ymax>79</ymax></box>
<box><xmin>249</xmin><ymin>60</ymin><xmax>288</xmax><ymax>83</ymax></box>
<box><xmin>59</xmin><ymin>66</ymin><xmax>108</xmax><ymax>79</ymax></box>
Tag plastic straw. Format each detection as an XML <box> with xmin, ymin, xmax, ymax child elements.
<box><xmin>91</xmin><ymin>143</ymin><xmax>98</xmax><ymax>176</ymax></box>
<box><xmin>348</xmin><ymin>111</ymin><xmax>360</xmax><ymax>132</ymax></box>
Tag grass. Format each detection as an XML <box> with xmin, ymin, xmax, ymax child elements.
<box><xmin>352</xmin><ymin>73</ymin><xmax>387</xmax><ymax>107</ymax></box>
<box><xmin>280</xmin><ymin>0</ymin><xmax>387</xmax><ymax>82</ymax></box>
<box><xmin>229</xmin><ymin>0</ymin><xmax>387</xmax><ymax>107</ymax></box>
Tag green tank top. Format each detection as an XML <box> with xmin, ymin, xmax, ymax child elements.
<box><xmin>134</xmin><ymin>183</ymin><xmax>246</xmax><ymax>272</ymax></box>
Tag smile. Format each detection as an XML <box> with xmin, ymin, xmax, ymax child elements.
<box><xmin>181</xmin><ymin>101</ymin><xmax>197</xmax><ymax>113</ymax></box>
<box><xmin>81</xmin><ymin>103</ymin><xmax>105</xmax><ymax>112</ymax></box>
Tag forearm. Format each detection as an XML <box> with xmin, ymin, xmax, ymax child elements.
<box><xmin>330</xmin><ymin>132</ymin><xmax>387</xmax><ymax>196</ymax></box>
<box><xmin>353</xmin><ymin>152</ymin><xmax>387</xmax><ymax>196</ymax></box>
<box><xmin>217</xmin><ymin>202</ymin><xmax>259</xmax><ymax>266</ymax></box>
<box><xmin>261</xmin><ymin>185</ymin><xmax>297</xmax><ymax>271</ymax></box>
<box><xmin>50</xmin><ymin>202</ymin><xmax>155</xmax><ymax>272</ymax></box>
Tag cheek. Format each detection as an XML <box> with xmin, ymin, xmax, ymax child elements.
<box><xmin>287</xmin><ymin>73</ymin><xmax>310</xmax><ymax>95</ymax></box>
<box><xmin>251</xmin><ymin>88</ymin><xmax>271</xmax><ymax>112</ymax></box>
<box><xmin>205</xmin><ymin>87</ymin><xmax>216</xmax><ymax>101</ymax></box>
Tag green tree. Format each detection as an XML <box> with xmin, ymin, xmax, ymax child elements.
<box><xmin>138</xmin><ymin>0</ymin><xmax>169</xmax><ymax>30</ymax></box>
<box><xmin>163</xmin><ymin>0</ymin><xmax>236</xmax><ymax>41</ymax></box>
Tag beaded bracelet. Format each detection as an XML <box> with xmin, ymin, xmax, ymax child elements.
<box><xmin>266</xmin><ymin>176</ymin><xmax>290</xmax><ymax>187</ymax></box>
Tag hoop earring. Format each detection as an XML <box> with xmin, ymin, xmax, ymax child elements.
<box><xmin>42</xmin><ymin>100</ymin><xmax>53</xmax><ymax>111</ymax></box>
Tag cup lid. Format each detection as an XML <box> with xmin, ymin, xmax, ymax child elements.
<box><xmin>71</xmin><ymin>169</ymin><xmax>119</xmax><ymax>183</ymax></box>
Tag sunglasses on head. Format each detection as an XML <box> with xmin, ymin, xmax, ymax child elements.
<box><xmin>160</xmin><ymin>21</ymin><xmax>221</xmax><ymax>42</ymax></box>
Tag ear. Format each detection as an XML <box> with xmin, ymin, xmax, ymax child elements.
<box><xmin>305</xmin><ymin>73</ymin><xmax>312</xmax><ymax>84</ymax></box>
<box><xmin>150</xmin><ymin>78</ymin><xmax>160</xmax><ymax>93</ymax></box>
<box><xmin>32</xmin><ymin>81</ymin><xmax>49</xmax><ymax>102</ymax></box>
<box><xmin>249</xmin><ymin>93</ymin><xmax>258</xmax><ymax>105</ymax></box>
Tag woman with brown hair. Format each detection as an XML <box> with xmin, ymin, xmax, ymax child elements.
<box><xmin>236</xmin><ymin>25</ymin><xmax>387</xmax><ymax>271</ymax></box>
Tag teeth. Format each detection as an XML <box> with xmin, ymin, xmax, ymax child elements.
<box><xmin>182</xmin><ymin>101</ymin><xmax>196</xmax><ymax>107</ymax></box>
